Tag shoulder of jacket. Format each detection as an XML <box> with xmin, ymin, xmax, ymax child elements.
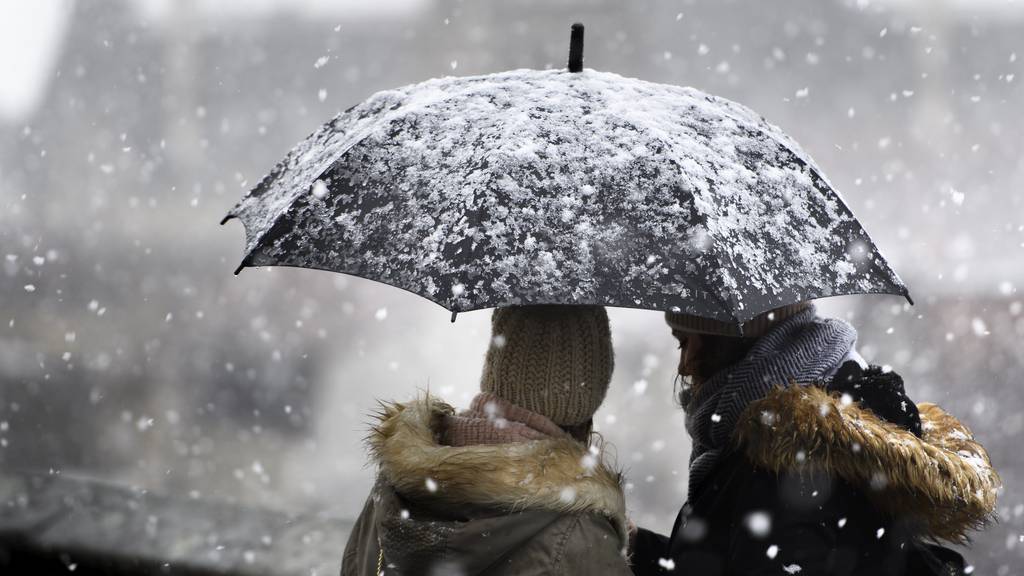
<box><xmin>732</xmin><ymin>385</ymin><xmax>999</xmax><ymax>543</ymax></box>
<box><xmin>548</xmin><ymin>514</ymin><xmax>630</xmax><ymax>572</ymax></box>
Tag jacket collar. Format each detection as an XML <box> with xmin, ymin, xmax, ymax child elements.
<box><xmin>368</xmin><ymin>396</ymin><xmax>628</xmax><ymax>548</ymax></box>
<box><xmin>734</xmin><ymin>385</ymin><xmax>1000</xmax><ymax>543</ymax></box>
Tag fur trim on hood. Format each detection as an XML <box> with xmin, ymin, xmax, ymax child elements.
<box><xmin>368</xmin><ymin>396</ymin><xmax>629</xmax><ymax>547</ymax></box>
<box><xmin>735</xmin><ymin>385</ymin><xmax>1000</xmax><ymax>543</ymax></box>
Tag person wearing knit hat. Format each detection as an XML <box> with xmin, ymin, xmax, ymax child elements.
<box><xmin>480</xmin><ymin>305</ymin><xmax>614</xmax><ymax>428</ymax></box>
<box><xmin>343</xmin><ymin>305</ymin><xmax>632</xmax><ymax>576</ymax></box>
<box><xmin>629</xmin><ymin>301</ymin><xmax>999</xmax><ymax>575</ymax></box>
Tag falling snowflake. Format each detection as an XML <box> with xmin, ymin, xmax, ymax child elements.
<box><xmin>580</xmin><ymin>453</ymin><xmax>597</xmax><ymax>471</ymax></box>
<box><xmin>312</xmin><ymin>180</ymin><xmax>329</xmax><ymax>198</ymax></box>
<box><xmin>744</xmin><ymin>511</ymin><xmax>772</xmax><ymax>537</ymax></box>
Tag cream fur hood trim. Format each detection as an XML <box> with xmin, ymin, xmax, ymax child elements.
<box><xmin>368</xmin><ymin>396</ymin><xmax>629</xmax><ymax>547</ymax></box>
<box><xmin>735</xmin><ymin>385</ymin><xmax>1001</xmax><ymax>543</ymax></box>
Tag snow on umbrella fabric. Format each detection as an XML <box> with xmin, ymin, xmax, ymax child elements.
<box><xmin>223</xmin><ymin>68</ymin><xmax>910</xmax><ymax>327</ymax></box>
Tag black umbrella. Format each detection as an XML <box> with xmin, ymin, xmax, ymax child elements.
<box><xmin>223</xmin><ymin>24</ymin><xmax>910</xmax><ymax>330</ymax></box>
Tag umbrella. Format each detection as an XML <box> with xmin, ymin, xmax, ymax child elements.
<box><xmin>223</xmin><ymin>24</ymin><xmax>911</xmax><ymax>330</ymax></box>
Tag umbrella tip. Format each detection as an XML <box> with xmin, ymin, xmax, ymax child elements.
<box><xmin>233</xmin><ymin>262</ymin><xmax>246</xmax><ymax>276</ymax></box>
<box><xmin>220</xmin><ymin>214</ymin><xmax>233</xmax><ymax>225</ymax></box>
<box><xmin>450</xmin><ymin>311</ymin><xmax>458</xmax><ymax>323</ymax></box>
<box><xmin>568</xmin><ymin>23</ymin><xmax>584</xmax><ymax>72</ymax></box>
<box><xmin>904</xmin><ymin>292</ymin><xmax>915</xmax><ymax>306</ymax></box>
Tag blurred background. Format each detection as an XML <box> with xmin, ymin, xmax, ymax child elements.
<box><xmin>1</xmin><ymin>0</ymin><xmax>1022</xmax><ymax>573</ymax></box>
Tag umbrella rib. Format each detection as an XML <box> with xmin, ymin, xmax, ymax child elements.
<box><xmin>232</xmin><ymin>108</ymin><xmax>391</xmax><ymax>273</ymax></box>
<box><xmin>233</xmin><ymin>158</ymin><xmax>354</xmax><ymax>274</ymax></box>
<box><xmin>713</xmin><ymin>293</ymin><xmax>745</xmax><ymax>336</ymax></box>
<box><xmin>769</xmin><ymin>141</ymin><xmax>910</xmax><ymax>302</ymax></box>
<box><xmin>690</xmin><ymin>266</ymin><xmax>744</xmax><ymax>335</ymax></box>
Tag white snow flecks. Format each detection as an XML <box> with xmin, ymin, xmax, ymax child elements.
<box><xmin>226</xmin><ymin>68</ymin><xmax>906</xmax><ymax>319</ymax></box>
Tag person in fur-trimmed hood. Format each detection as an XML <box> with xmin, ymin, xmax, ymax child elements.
<box><xmin>341</xmin><ymin>305</ymin><xmax>633</xmax><ymax>576</ymax></box>
<box><xmin>630</xmin><ymin>302</ymin><xmax>1001</xmax><ymax>576</ymax></box>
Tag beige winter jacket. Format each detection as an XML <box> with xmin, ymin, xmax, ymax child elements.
<box><xmin>341</xmin><ymin>397</ymin><xmax>632</xmax><ymax>576</ymax></box>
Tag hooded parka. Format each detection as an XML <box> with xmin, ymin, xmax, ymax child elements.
<box><xmin>631</xmin><ymin>366</ymin><xmax>1000</xmax><ymax>576</ymax></box>
<box><xmin>341</xmin><ymin>397</ymin><xmax>632</xmax><ymax>576</ymax></box>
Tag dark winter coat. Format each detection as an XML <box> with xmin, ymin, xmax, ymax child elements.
<box><xmin>341</xmin><ymin>397</ymin><xmax>632</xmax><ymax>576</ymax></box>
<box><xmin>631</xmin><ymin>367</ymin><xmax>999</xmax><ymax>576</ymax></box>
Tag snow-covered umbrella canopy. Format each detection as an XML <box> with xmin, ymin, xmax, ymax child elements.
<box><xmin>223</xmin><ymin>24</ymin><xmax>910</xmax><ymax>330</ymax></box>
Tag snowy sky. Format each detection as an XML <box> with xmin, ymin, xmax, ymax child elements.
<box><xmin>0</xmin><ymin>1</ymin><xmax>74</xmax><ymax>122</ymax></box>
<box><xmin>135</xmin><ymin>0</ymin><xmax>429</xmax><ymax>21</ymax></box>
<box><xmin>870</xmin><ymin>0</ymin><xmax>1024</xmax><ymax>15</ymax></box>
<box><xmin>0</xmin><ymin>0</ymin><xmax>430</xmax><ymax>123</ymax></box>
<box><xmin>5</xmin><ymin>0</ymin><xmax>1023</xmax><ymax>123</ymax></box>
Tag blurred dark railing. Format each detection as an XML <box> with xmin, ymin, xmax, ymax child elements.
<box><xmin>0</xmin><ymin>471</ymin><xmax>352</xmax><ymax>575</ymax></box>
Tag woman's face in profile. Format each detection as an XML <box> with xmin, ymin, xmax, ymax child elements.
<box><xmin>673</xmin><ymin>330</ymin><xmax>702</xmax><ymax>377</ymax></box>
<box><xmin>673</xmin><ymin>330</ymin><xmax>703</xmax><ymax>407</ymax></box>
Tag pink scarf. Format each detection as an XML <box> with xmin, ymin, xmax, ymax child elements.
<box><xmin>443</xmin><ymin>393</ymin><xmax>569</xmax><ymax>446</ymax></box>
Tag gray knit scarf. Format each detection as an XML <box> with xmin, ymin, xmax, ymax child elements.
<box><xmin>685</xmin><ymin>305</ymin><xmax>857</xmax><ymax>498</ymax></box>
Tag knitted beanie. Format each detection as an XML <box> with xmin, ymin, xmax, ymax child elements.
<box><xmin>480</xmin><ymin>305</ymin><xmax>614</xmax><ymax>426</ymax></box>
<box><xmin>664</xmin><ymin>301</ymin><xmax>812</xmax><ymax>338</ymax></box>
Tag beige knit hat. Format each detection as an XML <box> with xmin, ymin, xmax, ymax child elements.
<box><xmin>480</xmin><ymin>305</ymin><xmax>614</xmax><ymax>426</ymax></box>
<box><xmin>664</xmin><ymin>301</ymin><xmax>812</xmax><ymax>338</ymax></box>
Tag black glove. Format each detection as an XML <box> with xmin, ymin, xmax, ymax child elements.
<box><xmin>827</xmin><ymin>361</ymin><xmax>923</xmax><ymax>438</ymax></box>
